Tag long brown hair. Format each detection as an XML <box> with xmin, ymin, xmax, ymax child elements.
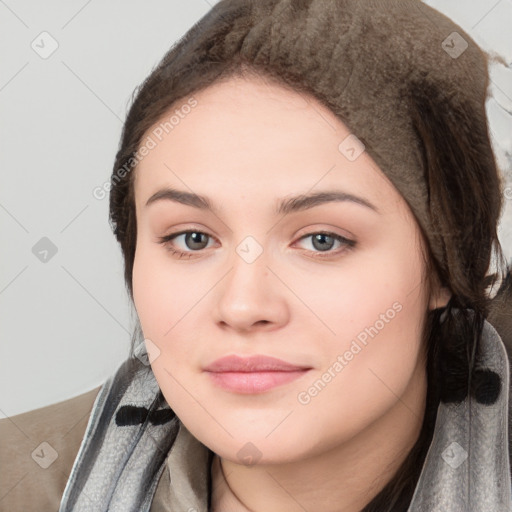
<box><xmin>108</xmin><ymin>1</ymin><xmax>510</xmax><ymax>509</ymax></box>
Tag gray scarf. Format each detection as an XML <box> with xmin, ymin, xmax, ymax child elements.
<box><xmin>59</xmin><ymin>314</ymin><xmax>511</xmax><ymax>511</ymax></box>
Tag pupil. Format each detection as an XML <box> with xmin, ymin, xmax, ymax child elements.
<box><xmin>188</xmin><ymin>232</ymin><xmax>206</xmax><ymax>249</ymax></box>
<box><xmin>314</xmin><ymin>234</ymin><xmax>333</xmax><ymax>251</ymax></box>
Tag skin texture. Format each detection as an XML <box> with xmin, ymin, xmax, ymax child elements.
<box><xmin>132</xmin><ymin>75</ymin><xmax>451</xmax><ymax>512</ymax></box>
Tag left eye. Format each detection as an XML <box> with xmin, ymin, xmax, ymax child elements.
<box><xmin>296</xmin><ymin>232</ymin><xmax>355</xmax><ymax>253</ymax></box>
<box><xmin>157</xmin><ymin>230</ymin><xmax>356</xmax><ymax>259</ymax></box>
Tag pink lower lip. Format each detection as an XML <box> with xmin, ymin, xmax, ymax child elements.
<box><xmin>205</xmin><ymin>370</ymin><xmax>310</xmax><ymax>393</ymax></box>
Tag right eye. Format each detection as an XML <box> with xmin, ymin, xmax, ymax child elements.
<box><xmin>157</xmin><ymin>230</ymin><xmax>216</xmax><ymax>258</ymax></box>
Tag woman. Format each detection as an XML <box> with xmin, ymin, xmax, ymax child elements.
<box><xmin>1</xmin><ymin>0</ymin><xmax>511</xmax><ymax>511</ymax></box>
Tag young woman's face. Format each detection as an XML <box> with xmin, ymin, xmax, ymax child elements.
<box><xmin>132</xmin><ymin>76</ymin><xmax>446</xmax><ymax>465</ymax></box>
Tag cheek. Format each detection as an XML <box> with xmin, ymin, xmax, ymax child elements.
<box><xmin>132</xmin><ymin>244</ymin><xmax>193</xmax><ymax>337</ymax></box>
<box><xmin>297</xmin><ymin>238</ymin><xmax>427</xmax><ymax>411</ymax></box>
<box><xmin>132</xmin><ymin>250</ymin><xmax>200</xmax><ymax>416</ymax></box>
<box><xmin>289</xmin><ymin>233</ymin><xmax>426</xmax><ymax>345</ymax></box>
<box><xmin>132</xmin><ymin>246</ymin><xmax>205</xmax><ymax>381</ymax></box>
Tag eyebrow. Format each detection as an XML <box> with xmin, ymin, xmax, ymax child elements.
<box><xmin>145</xmin><ymin>187</ymin><xmax>379</xmax><ymax>215</ymax></box>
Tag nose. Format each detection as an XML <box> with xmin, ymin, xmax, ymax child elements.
<box><xmin>212</xmin><ymin>248</ymin><xmax>289</xmax><ymax>333</ymax></box>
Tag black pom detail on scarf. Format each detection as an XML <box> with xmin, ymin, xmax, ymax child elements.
<box><xmin>471</xmin><ymin>368</ymin><xmax>501</xmax><ymax>405</ymax></box>
<box><xmin>115</xmin><ymin>405</ymin><xmax>175</xmax><ymax>426</ymax></box>
<box><xmin>149</xmin><ymin>408</ymin><xmax>175</xmax><ymax>425</ymax></box>
<box><xmin>432</xmin><ymin>304</ymin><xmax>503</xmax><ymax>406</ymax></box>
<box><xmin>115</xmin><ymin>405</ymin><xmax>149</xmax><ymax>426</ymax></box>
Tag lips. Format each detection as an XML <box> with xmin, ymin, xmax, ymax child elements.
<box><xmin>203</xmin><ymin>354</ymin><xmax>311</xmax><ymax>372</ymax></box>
<box><xmin>203</xmin><ymin>355</ymin><xmax>312</xmax><ymax>393</ymax></box>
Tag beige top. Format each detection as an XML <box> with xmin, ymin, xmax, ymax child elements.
<box><xmin>0</xmin><ymin>386</ymin><xmax>216</xmax><ymax>512</ymax></box>
<box><xmin>0</xmin><ymin>387</ymin><xmax>102</xmax><ymax>511</ymax></box>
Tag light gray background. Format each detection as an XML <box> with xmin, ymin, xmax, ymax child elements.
<box><xmin>1</xmin><ymin>0</ymin><xmax>511</xmax><ymax>417</ymax></box>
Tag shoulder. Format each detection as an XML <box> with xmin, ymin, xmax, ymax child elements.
<box><xmin>0</xmin><ymin>386</ymin><xmax>102</xmax><ymax>512</ymax></box>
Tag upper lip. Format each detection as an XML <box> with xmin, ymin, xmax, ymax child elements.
<box><xmin>203</xmin><ymin>355</ymin><xmax>311</xmax><ymax>372</ymax></box>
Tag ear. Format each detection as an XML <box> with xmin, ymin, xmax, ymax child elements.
<box><xmin>429</xmin><ymin>284</ymin><xmax>452</xmax><ymax>311</ymax></box>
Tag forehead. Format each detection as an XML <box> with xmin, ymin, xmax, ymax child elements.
<box><xmin>132</xmin><ymin>76</ymin><xmax>400</xmax><ymax>214</ymax></box>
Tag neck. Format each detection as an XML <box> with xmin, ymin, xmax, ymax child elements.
<box><xmin>210</xmin><ymin>360</ymin><xmax>427</xmax><ymax>512</ymax></box>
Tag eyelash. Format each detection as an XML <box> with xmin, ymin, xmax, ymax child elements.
<box><xmin>156</xmin><ymin>230</ymin><xmax>356</xmax><ymax>260</ymax></box>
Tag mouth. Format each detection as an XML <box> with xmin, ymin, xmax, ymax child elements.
<box><xmin>203</xmin><ymin>354</ymin><xmax>312</xmax><ymax>394</ymax></box>
<box><xmin>205</xmin><ymin>370</ymin><xmax>311</xmax><ymax>393</ymax></box>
